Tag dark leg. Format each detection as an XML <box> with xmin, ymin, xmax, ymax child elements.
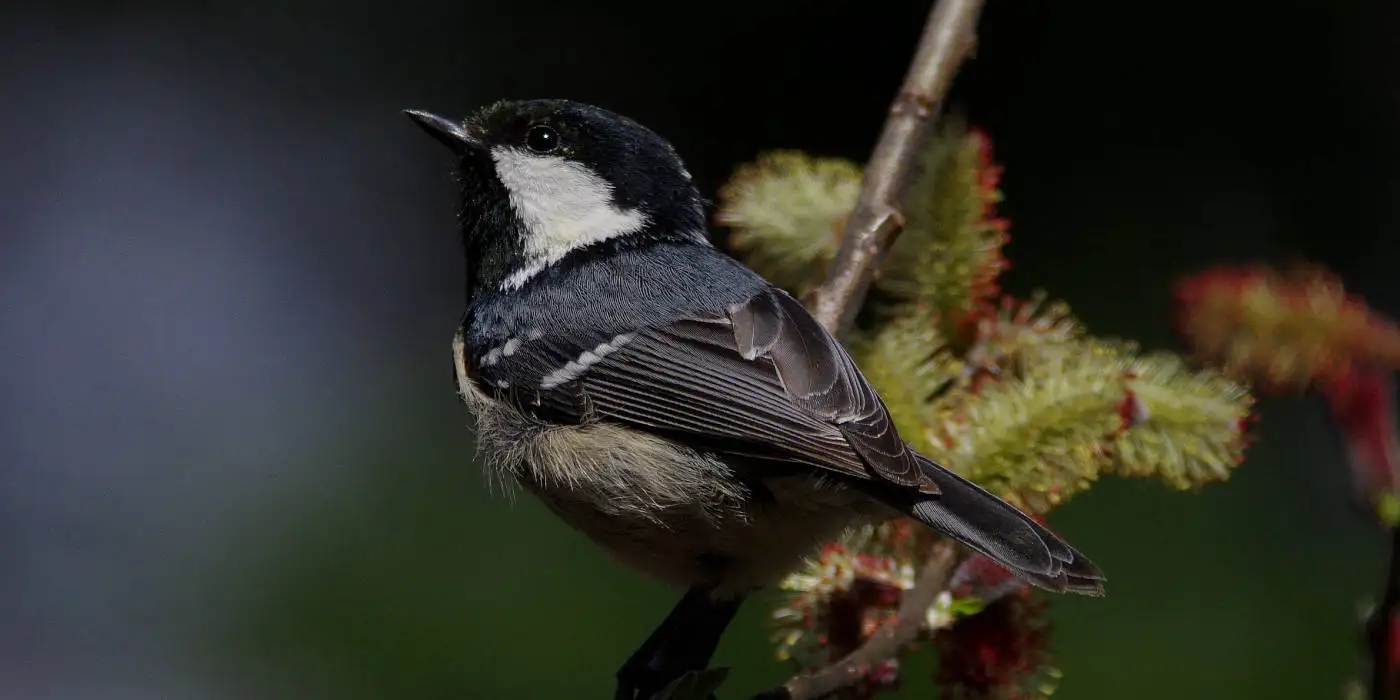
<box><xmin>615</xmin><ymin>587</ymin><xmax>745</xmax><ymax>700</ymax></box>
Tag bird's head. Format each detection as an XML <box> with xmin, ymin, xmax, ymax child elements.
<box><xmin>405</xmin><ymin>99</ymin><xmax>708</xmax><ymax>292</ymax></box>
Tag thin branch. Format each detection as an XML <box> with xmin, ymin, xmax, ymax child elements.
<box><xmin>1369</xmin><ymin>525</ymin><xmax>1400</xmax><ymax>700</ymax></box>
<box><xmin>806</xmin><ymin>0</ymin><xmax>986</xmax><ymax>337</ymax></box>
<box><xmin>749</xmin><ymin>3</ymin><xmax>986</xmax><ymax>698</ymax></box>
<box><xmin>753</xmin><ymin>543</ymin><xmax>958</xmax><ymax>700</ymax></box>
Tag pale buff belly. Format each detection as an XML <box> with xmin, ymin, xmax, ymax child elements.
<box><xmin>520</xmin><ymin>468</ymin><xmax>876</xmax><ymax>597</ymax></box>
<box><xmin>458</xmin><ymin>378</ymin><xmax>888</xmax><ymax>596</ymax></box>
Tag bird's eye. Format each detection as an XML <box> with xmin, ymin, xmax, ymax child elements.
<box><xmin>525</xmin><ymin>125</ymin><xmax>560</xmax><ymax>154</ymax></box>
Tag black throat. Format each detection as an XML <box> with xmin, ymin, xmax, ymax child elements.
<box><xmin>454</xmin><ymin>154</ymin><xmax>525</xmax><ymax>296</ymax></box>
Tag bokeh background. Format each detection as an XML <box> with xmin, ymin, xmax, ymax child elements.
<box><xmin>3</xmin><ymin>1</ymin><xmax>1399</xmax><ymax>697</ymax></box>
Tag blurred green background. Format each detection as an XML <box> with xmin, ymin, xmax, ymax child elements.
<box><xmin>3</xmin><ymin>1</ymin><xmax>1398</xmax><ymax>698</ymax></box>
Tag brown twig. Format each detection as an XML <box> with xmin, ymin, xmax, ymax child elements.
<box><xmin>806</xmin><ymin>0</ymin><xmax>986</xmax><ymax>337</ymax></box>
<box><xmin>753</xmin><ymin>543</ymin><xmax>958</xmax><ymax>700</ymax></box>
<box><xmin>748</xmin><ymin>3</ymin><xmax>987</xmax><ymax>698</ymax></box>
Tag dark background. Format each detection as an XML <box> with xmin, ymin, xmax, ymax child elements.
<box><xmin>3</xmin><ymin>1</ymin><xmax>1398</xmax><ymax>697</ymax></box>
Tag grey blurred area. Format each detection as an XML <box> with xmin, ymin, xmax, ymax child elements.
<box><xmin>1</xmin><ymin>1</ymin><xmax>1399</xmax><ymax>698</ymax></box>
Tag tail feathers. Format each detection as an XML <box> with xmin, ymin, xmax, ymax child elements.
<box><xmin>905</xmin><ymin>455</ymin><xmax>1106</xmax><ymax>597</ymax></box>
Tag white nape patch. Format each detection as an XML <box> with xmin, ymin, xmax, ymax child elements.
<box><xmin>539</xmin><ymin>333</ymin><xmax>635</xmax><ymax>389</ymax></box>
<box><xmin>491</xmin><ymin>147</ymin><xmax>649</xmax><ymax>290</ymax></box>
<box><xmin>502</xmin><ymin>338</ymin><xmax>520</xmax><ymax>357</ymax></box>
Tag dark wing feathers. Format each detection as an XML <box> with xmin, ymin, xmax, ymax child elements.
<box><xmin>727</xmin><ymin>289</ymin><xmax>927</xmax><ymax>488</ymax></box>
<box><xmin>581</xmin><ymin>317</ymin><xmax>874</xmax><ymax>479</ymax></box>
<box><xmin>514</xmin><ymin>285</ymin><xmax>1104</xmax><ymax>595</ymax></box>
<box><xmin>542</xmin><ymin>287</ymin><xmax>929</xmax><ymax>489</ymax></box>
<box><xmin>910</xmin><ymin>453</ymin><xmax>1106</xmax><ymax>595</ymax></box>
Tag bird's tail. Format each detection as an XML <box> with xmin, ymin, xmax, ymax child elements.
<box><xmin>900</xmin><ymin>454</ymin><xmax>1106</xmax><ymax>596</ymax></box>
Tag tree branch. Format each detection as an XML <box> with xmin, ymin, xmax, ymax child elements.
<box><xmin>1370</xmin><ymin>525</ymin><xmax>1400</xmax><ymax>700</ymax></box>
<box><xmin>806</xmin><ymin>0</ymin><xmax>986</xmax><ymax>337</ymax></box>
<box><xmin>747</xmin><ymin>3</ymin><xmax>986</xmax><ymax>698</ymax></box>
<box><xmin>753</xmin><ymin>543</ymin><xmax>958</xmax><ymax>700</ymax></box>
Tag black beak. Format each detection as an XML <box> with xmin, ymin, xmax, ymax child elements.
<box><xmin>402</xmin><ymin>109</ymin><xmax>477</xmax><ymax>154</ymax></box>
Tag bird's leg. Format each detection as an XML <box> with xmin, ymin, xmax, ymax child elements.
<box><xmin>614</xmin><ymin>592</ymin><xmax>696</xmax><ymax>700</ymax></box>
<box><xmin>615</xmin><ymin>586</ymin><xmax>745</xmax><ymax>700</ymax></box>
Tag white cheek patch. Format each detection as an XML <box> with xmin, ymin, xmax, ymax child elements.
<box><xmin>490</xmin><ymin>146</ymin><xmax>649</xmax><ymax>290</ymax></box>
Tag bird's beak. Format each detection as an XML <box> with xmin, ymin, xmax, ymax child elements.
<box><xmin>402</xmin><ymin>109</ymin><xmax>479</xmax><ymax>154</ymax></box>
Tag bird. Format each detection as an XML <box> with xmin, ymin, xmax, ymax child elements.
<box><xmin>403</xmin><ymin>98</ymin><xmax>1105</xmax><ymax>700</ymax></box>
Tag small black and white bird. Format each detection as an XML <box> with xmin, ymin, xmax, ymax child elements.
<box><xmin>404</xmin><ymin>98</ymin><xmax>1104</xmax><ymax>699</ymax></box>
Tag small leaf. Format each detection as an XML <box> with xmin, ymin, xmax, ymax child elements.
<box><xmin>947</xmin><ymin>596</ymin><xmax>987</xmax><ymax>618</ymax></box>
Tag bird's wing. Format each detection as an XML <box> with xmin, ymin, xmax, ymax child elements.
<box><xmin>520</xmin><ymin>285</ymin><xmax>936</xmax><ymax>492</ymax></box>
<box><xmin>465</xmin><ymin>284</ymin><xmax>1106</xmax><ymax>594</ymax></box>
